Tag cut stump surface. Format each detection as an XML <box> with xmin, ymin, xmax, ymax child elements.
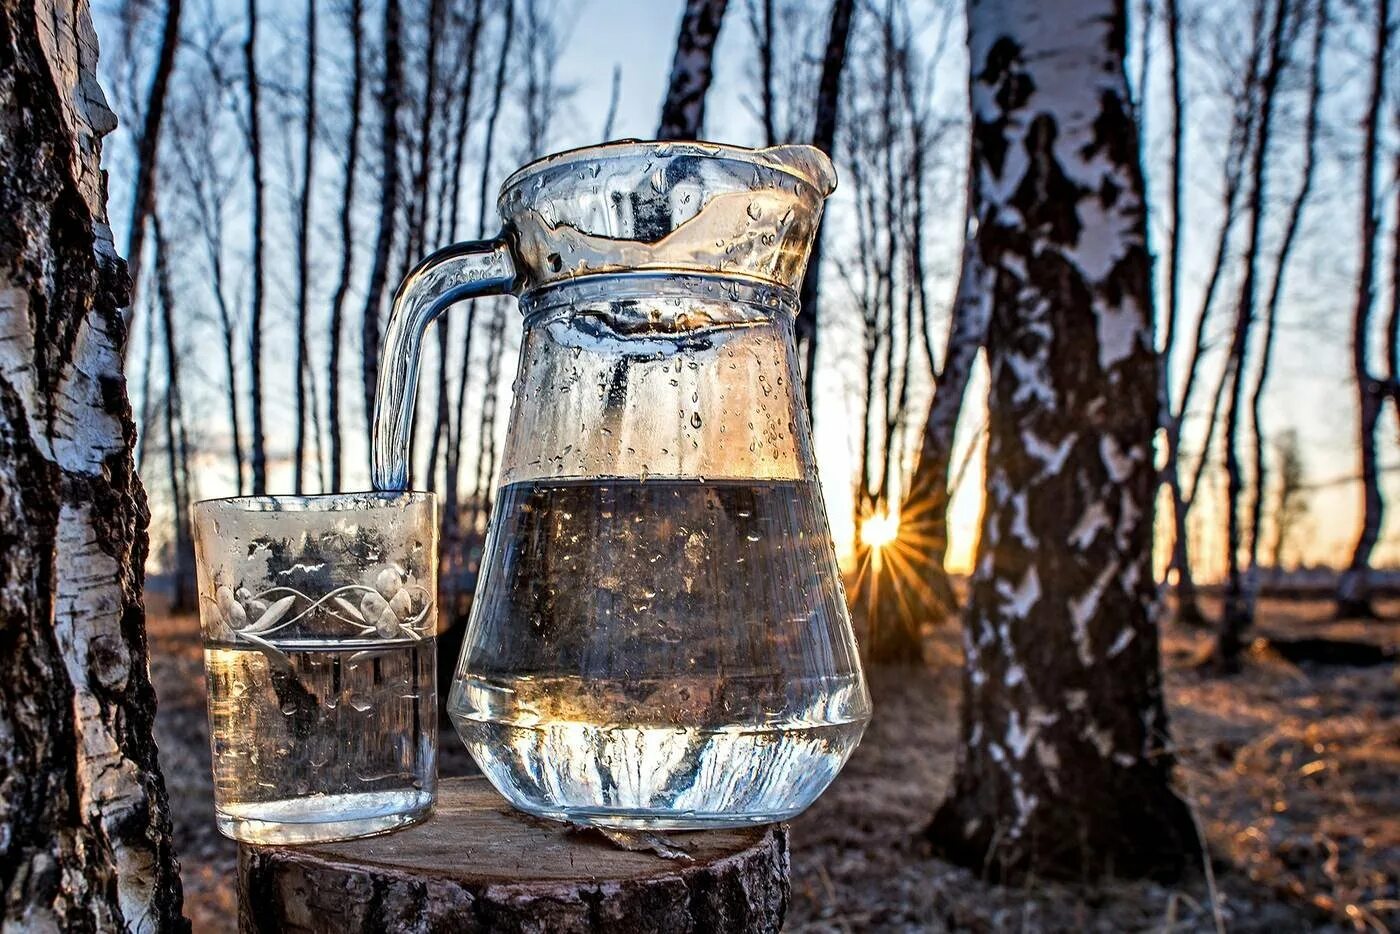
<box><xmin>237</xmin><ymin>777</ymin><xmax>789</xmax><ymax>933</ymax></box>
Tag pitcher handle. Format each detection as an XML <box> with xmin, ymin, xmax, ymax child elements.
<box><xmin>372</xmin><ymin>236</ymin><xmax>517</xmax><ymax>491</ymax></box>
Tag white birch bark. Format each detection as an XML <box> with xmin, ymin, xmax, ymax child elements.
<box><xmin>926</xmin><ymin>0</ymin><xmax>1198</xmax><ymax>881</ymax></box>
<box><xmin>0</xmin><ymin>0</ymin><xmax>185</xmax><ymax>927</ymax></box>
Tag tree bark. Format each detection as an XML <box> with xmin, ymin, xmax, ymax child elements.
<box><xmin>926</xmin><ymin>0</ymin><xmax>1199</xmax><ymax>881</ymax></box>
<box><xmin>244</xmin><ymin>0</ymin><xmax>268</xmax><ymax>494</ymax></box>
<box><xmin>656</xmin><ymin>0</ymin><xmax>729</xmax><ymax>140</ymax></box>
<box><xmin>796</xmin><ymin>0</ymin><xmax>856</xmax><ymax>409</ymax></box>
<box><xmin>121</xmin><ymin>0</ymin><xmax>182</xmax><ymax>319</ymax></box>
<box><xmin>1336</xmin><ymin>0</ymin><xmax>1391</xmax><ymax>620</ymax></box>
<box><xmin>237</xmin><ymin>778</ymin><xmax>787</xmax><ymax>934</ymax></box>
<box><xmin>0</xmin><ymin>0</ymin><xmax>185</xmax><ymax>925</ymax></box>
<box><xmin>360</xmin><ymin>0</ymin><xmax>404</xmax><ymax>435</ymax></box>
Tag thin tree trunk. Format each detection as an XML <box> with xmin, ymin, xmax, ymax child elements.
<box><xmin>461</xmin><ymin>0</ymin><xmax>515</xmax><ymax>535</ymax></box>
<box><xmin>167</xmin><ymin>114</ymin><xmax>246</xmax><ymax>493</ymax></box>
<box><xmin>0</xmin><ymin>0</ymin><xmax>185</xmax><ymax>922</ymax></box>
<box><xmin>416</xmin><ymin>0</ymin><xmax>448</xmax><ymax>490</ymax></box>
<box><xmin>1388</xmin><ymin>124</ymin><xmax>1400</xmax><ymax>434</ymax></box>
<box><xmin>244</xmin><ymin>0</ymin><xmax>268</xmax><ymax>493</ymax></box>
<box><xmin>293</xmin><ymin>0</ymin><xmax>317</xmax><ymax>494</ymax></box>
<box><xmin>1156</xmin><ymin>0</ymin><xmax>1206</xmax><ymax>624</ymax></box>
<box><xmin>153</xmin><ymin>214</ymin><xmax>196</xmax><ymax>612</ymax></box>
<box><xmin>796</xmin><ymin>0</ymin><xmax>857</xmax><ymax>409</ymax></box>
<box><xmin>441</xmin><ymin>0</ymin><xmax>485</xmax><ymax>537</ymax></box>
<box><xmin>1186</xmin><ymin>353</ymin><xmax>1232</xmax><ymax>511</ymax></box>
<box><xmin>1247</xmin><ymin>0</ymin><xmax>1324</xmax><ymax>578</ymax></box>
<box><xmin>442</xmin><ymin>0</ymin><xmax>487</xmax><ymax>540</ymax></box>
<box><xmin>906</xmin><ymin>109</ymin><xmax>936</xmax><ymax>380</ymax></box>
<box><xmin>443</xmin><ymin>0</ymin><xmax>515</xmax><ymax>691</ymax></box>
<box><xmin>407</xmin><ymin>0</ymin><xmax>445</xmax><ymax>266</ymax></box>
<box><xmin>656</xmin><ymin>0</ymin><xmax>729</xmax><ymax>139</ymax></box>
<box><xmin>883</xmin><ymin>222</ymin><xmax>989</xmax><ymax>647</ymax></box>
<box><xmin>750</xmin><ymin>0</ymin><xmax>776</xmax><ymax>145</ymax></box>
<box><xmin>1216</xmin><ymin>0</ymin><xmax>1289</xmax><ymax>672</ymax></box>
<box><xmin>1161</xmin><ymin>9</ymin><xmax>1261</xmax><ymax>624</ymax></box>
<box><xmin>874</xmin><ymin>0</ymin><xmax>902</xmax><ymax>510</ymax></box>
<box><xmin>601</xmin><ymin>64</ymin><xmax>622</xmax><ymax>140</ymax></box>
<box><xmin>137</xmin><ymin>289</ymin><xmax>158</xmax><ymax>470</ymax></box>
<box><xmin>327</xmin><ymin>0</ymin><xmax>364</xmax><ymax>493</ymax></box>
<box><xmin>1336</xmin><ymin>0</ymin><xmax>1390</xmax><ymax>619</ymax></box>
<box><xmin>926</xmin><ymin>0</ymin><xmax>1199</xmax><ymax>880</ymax></box>
<box><xmin>360</xmin><ymin>0</ymin><xmax>404</xmax><ymax>439</ymax></box>
<box><xmin>122</xmin><ymin>0</ymin><xmax>183</xmax><ymax>321</ymax></box>
<box><xmin>212</xmin><ymin>235</ymin><xmax>246</xmax><ymax>496</ymax></box>
<box><xmin>471</xmin><ymin>0</ymin><xmax>553</xmax><ymax>533</ymax></box>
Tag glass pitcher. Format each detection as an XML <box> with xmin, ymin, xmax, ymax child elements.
<box><xmin>372</xmin><ymin>141</ymin><xmax>870</xmax><ymax>829</ymax></box>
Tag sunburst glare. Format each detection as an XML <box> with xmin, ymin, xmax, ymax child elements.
<box><xmin>860</xmin><ymin>512</ymin><xmax>900</xmax><ymax>550</ymax></box>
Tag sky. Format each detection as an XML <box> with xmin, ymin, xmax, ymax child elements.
<box><xmin>94</xmin><ymin>0</ymin><xmax>1399</xmax><ymax>577</ymax></box>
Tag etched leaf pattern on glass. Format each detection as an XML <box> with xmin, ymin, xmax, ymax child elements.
<box><xmin>207</xmin><ymin>565</ymin><xmax>433</xmax><ymax>648</ymax></box>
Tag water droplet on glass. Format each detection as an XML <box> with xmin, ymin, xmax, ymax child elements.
<box><xmin>747</xmin><ymin>202</ymin><xmax>763</xmax><ymax>220</ymax></box>
<box><xmin>690</xmin><ymin>412</ymin><xmax>703</xmax><ymax>429</ymax></box>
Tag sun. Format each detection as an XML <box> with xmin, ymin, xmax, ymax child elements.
<box><xmin>860</xmin><ymin>511</ymin><xmax>900</xmax><ymax>550</ymax></box>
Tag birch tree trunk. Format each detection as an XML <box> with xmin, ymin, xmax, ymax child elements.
<box><xmin>0</xmin><ymin>0</ymin><xmax>185</xmax><ymax>926</ymax></box>
<box><xmin>926</xmin><ymin>0</ymin><xmax>1198</xmax><ymax>881</ymax></box>
<box><xmin>1336</xmin><ymin>0</ymin><xmax>1391</xmax><ymax>620</ymax></box>
<box><xmin>656</xmin><ymin>0</ymin><xmax>728</xmax><ymax>140</ymax></box>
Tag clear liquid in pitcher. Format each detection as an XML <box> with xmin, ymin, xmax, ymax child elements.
<box><xmin>447</xmin><ymin>477</ymin><xmax>870</xmax><ymax>828</ymax></box>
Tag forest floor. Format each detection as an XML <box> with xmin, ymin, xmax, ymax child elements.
<box><xmin>148</xmin><ymin>596</ymin><xmax>1399</xmax><ymax>932</ymax></box>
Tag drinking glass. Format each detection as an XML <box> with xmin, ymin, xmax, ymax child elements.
<box><xmin>191</xmin><ymin>492</ymin><xmax>438</xmax><ymax>844</ymax></box>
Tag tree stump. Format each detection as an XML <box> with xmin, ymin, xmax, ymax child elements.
<box><xmin>238</xmin><ymin>777</ymin><xmax>789</xmax><ymax>933</ymax></box>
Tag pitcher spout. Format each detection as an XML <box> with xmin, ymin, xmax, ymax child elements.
<box><xmin>499</xmin><ymin>140</ymin><xmax>837</xmax><ymax>295</ymax></box>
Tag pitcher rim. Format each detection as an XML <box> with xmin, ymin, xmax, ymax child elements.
<box><xmin>498</xmin><ymin>139</ymin><xmax>838</xmax><ymax>205</ymax></box>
